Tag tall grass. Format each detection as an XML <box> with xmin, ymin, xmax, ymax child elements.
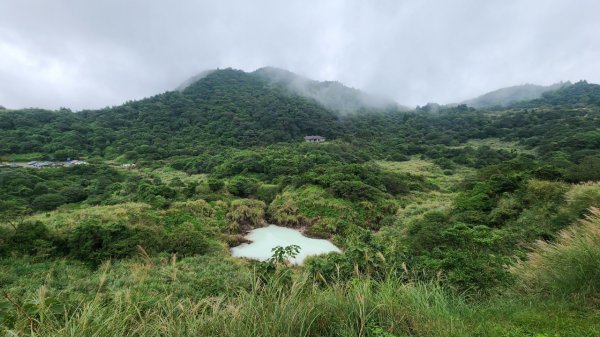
<box><xmin>4</xmin><ymin>260</ymin><xmax>600</xmax><ymax>336</ymax></box>
<box><xmin>4</xmin><ymin>276</ymin><xmax>467</xmax><ymax>337</ymax></box>
<box><xmin>510</xmin><ymin>207</ymin><xmax>600</xmax><ymax>299</ymax></box>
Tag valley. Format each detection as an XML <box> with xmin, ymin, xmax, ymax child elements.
<box><xmin>1</xmin><ymin>69</ymin><xmax>600</xmax><ymax>336</ymax></box>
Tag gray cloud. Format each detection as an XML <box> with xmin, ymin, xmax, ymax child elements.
<box><xmin>1</xmin><ymin>0</ymin><xmax>599</xmax><ymax>110</ymax></box>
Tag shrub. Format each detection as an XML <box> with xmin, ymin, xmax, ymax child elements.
<box><xmin>166</xmin><ymin>222</ymin><xmax>211</xmax><ymax>256</ymax></box>
<box><xmin>562</xmin><ymin>182</ymin><xmax>600</xmax><ymax>218</ymax></box>
<box><xmin>268</xmin><ymin>185</ymin><xmax>363</xmax><ymax>235</ymax></box>
<box><xmin>267</xmin><ymin>196</ymin><xmax>303</xmax><ymax>227</ymax></box>
<box><xmin>0</xmin><ymin>226</ymin><xmax>13</xmax><ymax>257</ymax></box>
<box><xmin>329</xmin><ymin>180</ymin><xmax>384</xmax><ymax>201</ymax></box>
<box><xmin>425</xmin><ymin>223</ymin><xmax>510</xmax><ymax>292</ymax></box>
<box><xmin>406</xmin><ymin>212</ymin><xmax>511</xmax><ymax>292</ymax></box>
<box><xmin>379</xmin><ymin>172</ymin><xmax>412</xmax><ymax>195</ymax></box>
<box><xmin>62</xmin><ymin>186</ymin><xmax>88</xmax><ymax>203</ymax></box>
<box><xmin>388</xmin><ymin>153</ymin><xmax>410</xmax><ymax>161</ymax></box>
<box><xmin>169</xmin><ymin>199</ymin><xmax>215</xmax><ymax>218</ymax></box>
<box><xmin>510</xmin><ymin>207</ymin><xmax>600</xmax><ymax>299</ymax></box>
<box><xmin>227</xmin><ymin>176</ymin><xmax>259</xmax><ymax>197</ymax></box>
<box><xmin>68</xmin><ymin>221</ymin><xmax>164</xmax><ymax>266</ymax></box>
<box><xmin>11</xmin><ymin>221</ymin><xmax>56</xmax><ymax>257</ymax></box>
<box><xmin>53</xmin><ymin>149</ymin><xmax>79</xmax><ymax>161</ymax></box>
<box><xmin>31</xmin><ymin>193</ymin><xmax>68</xmax><ymax>211</ymax></box>
<box><xmin>207</xmin><ymin>177</ymin><xmax>225</xmax><ymax>192</ymax></box>
<box><xmin>565</xmin><ymin>156</ymin><xmax>600</xmax><ymax>182</ymax></box>
<box><xmin>256</xmin><ymin>184</ymin><xmax>280</xmax><ymax>203</ymax></box>
<box><xmin>406</xmin><ymin>211</ymin><xmax>452</xmax><ymax>254</ymax></box>
<box><xmin>523</xmin><ymin>180</ymin><xmax>568</xmax><ymax>206</ymax></box>
<box><xmin>487</xmin><ymin>196</ymin><xmax>521</xmax><ymax>226</ymax></box>
<box><xmin>552</xmin><ymin>182</ymin><xmax>600</xmax><ymax>229</ymax></box>
<box><xmin>226</xmin><ymin>199</ymin><xmax>266</xmax><ymax>232</ymax></box>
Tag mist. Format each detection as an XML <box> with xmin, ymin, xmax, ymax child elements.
<box><xmin>0</xmin><ymin>0</ymin><xmax>599</xmax><ymax>110</ymax></box>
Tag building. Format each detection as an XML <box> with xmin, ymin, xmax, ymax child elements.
<box><xmin>304</xmin><ymin>135</ymin><xmax>326</xmax><ymax>143</ymax></box>
<box><xmin>28</xmin><ymin>161</ymin><xmax>51</xmax><ymax>168</ymax></box>
<box><xmin>66</xmin><ymin>159</ymin><xmax>88</xmax><ymax>166</ymax></box>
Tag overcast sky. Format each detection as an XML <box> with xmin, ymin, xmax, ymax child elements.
<box><xmin>1</xmin><ymin>0</ymin><xmax>599</xmax><ymax>110</ymax></box>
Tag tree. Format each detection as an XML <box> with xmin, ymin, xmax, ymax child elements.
<box><xmin>269</xmin><ymin>245</ymin><xmax>301</xmax><ymax>265</ymax></box>
<box><xmin>566</xmin><ymin>156</ymin><xmax>600</xmax><ymax>182</ymax></box>
<box><xmin>53</xmin><ymin>149</ymin><xmax>78</xmax><ymax>161</ymax></box>
<box><xmin>0</xmin><ymin>199</ymin><xmax>30</xmax><ymax>228</ymax></box>
<box><xmin>227</xmin><ymin>176</ymin><xmax>259</xmax><ymax>197</ymax></box>
<box><xmin>207</xmin><ymin>177</ymin><xmax>225</xmax><ymax>192</ymax></box>
<box><xmin>31</xmin><ymin>194</ymin><xmax>68</xmax><ymax>211</ymax></box>
<box><xmin>11</xmin><ymin>221</ymin><xmax>55</xmax><ymax>256</ymax></box>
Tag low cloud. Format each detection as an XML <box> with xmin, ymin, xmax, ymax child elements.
<box><xmin>0</xmin><ymin>0</ymin><xmax>598</xmax><ymax>110</ymax></box>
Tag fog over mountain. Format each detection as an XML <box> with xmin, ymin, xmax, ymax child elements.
<box><xmin>1</xmin><ymin>0</ymin><xmax>599</xmax><ymax>110</ymax></box>
<box><xmin>253</xmin><ymin>67</ymin><xmax>404</xmax><ymax>113</ymax></box>
<box><xmin>460</xmin><ymin>82</ymin><xmax>572</xmax><ymax>108</ymax></box>
<box><xmin>179</xmin><ymin>67</ymin><xmax>402</xmax><ymax>114</ymax></box>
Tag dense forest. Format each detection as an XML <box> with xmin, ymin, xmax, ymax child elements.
<box><xmin>1</xmin><ymin>69</ymin><xmax>600</xmax><ymax>336</ymax></box>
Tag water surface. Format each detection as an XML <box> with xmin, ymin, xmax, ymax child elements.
<box><xmin>231</xmin><ymin>225</ymin><xmax>341</xmax><ymax>264</ymax></box>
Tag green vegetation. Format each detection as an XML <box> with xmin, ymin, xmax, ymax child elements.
<box><xmin>1</xmin><ymin>69</ymin><xmax>600</xmax><ymax>335</ymax></box>
<box><xmin>510</xmin><ymin>207</ymin><xmax>600</xmax><ymax>299</ymax></box>
<box><xmin>460</xmin><ymin>82</ymin><xmax>570</xmax><ymax>108</ymax></box>
<box><xmin>254</xmin><ymin>66</ymin><xmax>404</xmax><ymax>114</ymax></box>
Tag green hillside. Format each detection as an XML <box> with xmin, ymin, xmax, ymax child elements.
<box><xmin>514</xmin><ymin>80</ymin><xmax>600</xmax><ymax>107</ymax></box>
<box><xmin>461</xmin><ymin>82</ymin><xmax>570</xmax><ymax>108</ymax></box>
<box><xmin>0</xmin><ymin>68</ymin><xmax>341</xmax><ymax>159</ymax></box>
<box><xmin>254</xmin><ymin>66</ymin><xmax>405</xmax><ymax>114</ymax></box>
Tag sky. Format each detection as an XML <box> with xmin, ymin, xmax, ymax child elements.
<box><xmin>1</xmin><ymin>0</ymin><xmax>599</xmax><ymax>110</ymax></box>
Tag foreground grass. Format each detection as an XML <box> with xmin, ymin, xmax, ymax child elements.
<box><xmin>3</xmin><ymin>276</ymin><xmax>464</xmax><ymax>336</ymax></box>
<box><xmin>2</xmin><ymin>271</ymin><xmax>599</xmax><ymax>337</ymax></box>
<box><xmin>510</xmin><ymin>206</ymin><xmax>600</xmax><ymax>299</ymax></box>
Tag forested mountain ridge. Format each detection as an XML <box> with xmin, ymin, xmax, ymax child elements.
<box><xmin>460</xmin><ymin>82</ymin><xmax>570</xmax><ymax>108</ymax></box>
<box><xmin>0</xmin><ymin>68</ymin><xmax>342</xmax><ymax>159</ymax></box>
<box><xmin>253</xmin><ymin>66</ymin><xmax>405</xmax><ymax>114</ymax></box>
<box><xmin>91</xmin><ymin>68</ymin><xmax>342</xmax><ymax>153</ymax></box>
<box><xmin>511</xmin><ymin>80</ymin><xmax>600</xmax><ymax>108</ymax></box>
<box><xmin>0</xmin><ymin>70</ymin><xmax>599</xmax><ymax>166</ymax></box>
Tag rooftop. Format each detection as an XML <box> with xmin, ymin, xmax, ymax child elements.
<box><xmin>304</xmin><ymin>135</ymin><xmax>325</xmax><ymax>140</ymax></box>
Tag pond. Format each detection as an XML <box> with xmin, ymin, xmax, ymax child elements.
<box><xmin>230</xmin><ymin>224</ymin><xmax>341</xmax><ymax>264</ymax></box>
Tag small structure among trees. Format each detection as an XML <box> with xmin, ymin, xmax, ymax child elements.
<box><xmin>304</xmin><ymin>135</ymin><xmax>326</xmax><ymax>143</ymax></box>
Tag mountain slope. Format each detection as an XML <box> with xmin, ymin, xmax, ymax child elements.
<box><xmin>1</xmin><ymin>70</ymin><xmax>599</xmax><ymax>165</ymax></box>
<box><xmin>253</xmin><ymin>67</ymin><xmax>405</xmax><ymax>114</ymax></box>
<box><xmin>462</xmin><ymin>82</ymin><xmax>570</xmax><ymax>108</ymax></box>
<box><xmin>0</xmin><ymin>68</ymin><xmax>342</xmax><ymax>159</ymax></box>
<box><xmin>514</xmin><ymin>80</ymin><xmax>600</xmax><ymax>107</ymax></box>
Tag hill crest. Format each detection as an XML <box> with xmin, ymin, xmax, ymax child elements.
<box><xmin>460</xmin><ymin>82</ymin><xmax>571</xmax><ymax>108</ymax></box>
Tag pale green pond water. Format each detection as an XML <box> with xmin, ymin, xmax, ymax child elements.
<box><xmin>231</xmin><ymin>224</ymin><xmax>341</xmax><ymax>264</ymax></box>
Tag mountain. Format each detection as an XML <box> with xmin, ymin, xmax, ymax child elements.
<box><xmin>252</xmin><ymin>67</ymin><xmax>405</xmax><ymax>114</ymax></box>
<box><xmin>1</xmin><ymin>69</ymin><xmax>599</xmax><ymax>164</ymax></box>
<box><xmin>0</xmin><ymin>68</ymin><xmax>342</xmax><ymax>159</ymax></box>
<box><xmin>515</xmin><ymin>80</ymin><xmax>600</xmax><ymax>107</ymax></box>
<box><xmin>461</xmin><ymin>82</ymin><xmax>570</xmax><ymax>108</ymax></box>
